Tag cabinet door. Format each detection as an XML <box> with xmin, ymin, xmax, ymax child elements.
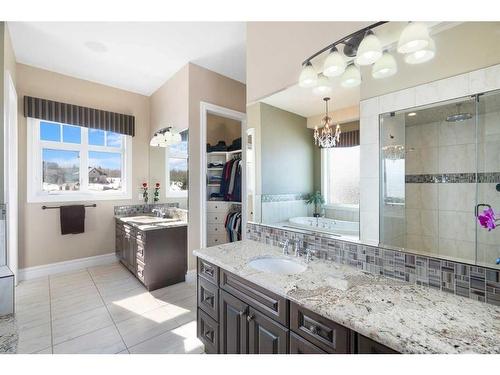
<box><xmin>219</xmin><ymin>290</ymin><xmax>248</xmax><ymax>354</ymax></box>
<box><xmin>290</xmin><ymin>332</ymin><xmax>326</xmax><ymax>354</ymax></box>
<box><xmin>248</xmin><ymin>307</ymin><xmax>288</xmax><ymax>354</ymax></box>
<box><xmin>357</xmin><ymin>334</ymin><xmax>399</xmax><ymax>354</ymax></box>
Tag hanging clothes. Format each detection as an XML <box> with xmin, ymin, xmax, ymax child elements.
<box><xmin>220</xmin><ymin>156</ymin><xmax>242</xmax><ymax>202</ymax></box>
<box><xmin>225</xmin><ymin>211</ymin><xmax>242</xmax><ymax>242</ymax></box>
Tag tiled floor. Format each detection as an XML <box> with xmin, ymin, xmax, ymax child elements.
<box><xmin>13</xmin><ymin>262</ymin><xmax>203</xmax><ymax>354</ymax></box>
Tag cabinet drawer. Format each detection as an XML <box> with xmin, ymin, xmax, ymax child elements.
<box><xmin>207</xmin><ymin>235</ymin><xmax>227</xmax><ymax>247</ymax></box>
<box><xmin>197</xmin><ymin>258</ymin><xmax>219</xmax><ymax>285</ymax></box>
<box><xmin>207</xmin><ymin>201</ymin><xmax>230</xmax><ymax>212</ymax></box>
<box><xmin>207</xmin><ymin>212</ymin><xmax>226</xmax><ymax>224</ymax></box>
<box><xmin>290</xmin><ymin>332</ymin><xmax>326</xmax><ymax>354</ymax></box>
<box><xmin>197</xmin><ymin>276</ymin><xmax>219</xmax><ymax>320</ymax></box>
<box><xmin>197</xmin><ymin>309</ymin><xmax>218</xmax><ymax>354</ymax></box>
<box><xmin>290</xmin><ymin>302</ymin><xmax>349</xmax><ymax>353</ymax></box>
<box><xmin>357</xmin><ymin>334</ymin><xmax>399</xmax><ymax>354</ymax></box>
<box><xmin>220</xmin><ymin>269</ymin><xmax>288</xmax><ymax>326</ymax></box>
<box><xmin>207</xmin><ymin>223</ymin><xmax>226</xmax><ymax>236</ymax></box>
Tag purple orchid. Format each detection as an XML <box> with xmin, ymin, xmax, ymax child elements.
<box><xmin>477</xmin><ymin>207</ymin><xmax>497</xmax><ymax>231</ymax></box>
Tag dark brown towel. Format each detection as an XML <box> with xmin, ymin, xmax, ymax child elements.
<box><xmin>60</xmin><ymin>205</ymin><xmax>86</xmax><ymax>235</ymax></box>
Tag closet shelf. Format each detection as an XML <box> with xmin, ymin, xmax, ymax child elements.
<box><xmin>207</xmin><ymin>167</ymin><xmax>224</xmax><ymax>171</ymax></box>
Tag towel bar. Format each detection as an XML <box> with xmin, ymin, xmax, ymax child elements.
<box><xmin>42</xmin><ymin>204</ymin><xmax>97</xmax><ymax>210</ymax></box>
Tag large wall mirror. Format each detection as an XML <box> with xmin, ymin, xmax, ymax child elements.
<box><xmin>247</xmin><ymin>21</ymin><xmax>500</xmax><ymax>270</ymax></box>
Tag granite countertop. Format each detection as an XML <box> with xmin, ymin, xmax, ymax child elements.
<box><xmin>193</xmin><ymin>240</ymin><xmax>500</xmax><ymax>354</ymax></box>
<box><xmin>115</xmin><ymin>215</ymin><xmax>188</xmax><ymax>231</ymax></box>
<box><xmin>0</xmin><ymin>314</ymin><xmax>17</xmax><ymax>354</ymax></box>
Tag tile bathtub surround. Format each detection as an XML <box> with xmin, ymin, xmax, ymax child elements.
<box><xmin>246</xmin><ymin>222</ymin><xmax>500</xmax><ymax>306</ymax></box>
<box><xmin>113</xmin><ymin>203</ymin><xmax>179</xmax><ymax>216</ymax></box>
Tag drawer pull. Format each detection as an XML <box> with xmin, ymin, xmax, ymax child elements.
<box><xmin>203</xmin><ymin>265</ymin><xmax>214</xmax><ymax>277</ymax></box>
<box><xmin>309</xmin><ymin>325</ymin><xmax>319</xmax><ymax>335</ymax></box>
<box><xmin>247</xmin><ymin>313</ymin><xmax>255</xmax><ymax>322</ymax></box>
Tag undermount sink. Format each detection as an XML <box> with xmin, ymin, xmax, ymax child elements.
<box><xmin>248</xmin><ymin>256</ymin><xmax>307</xmax><ymax>275</ymax></box>
<box><xmin>124</xmin><ymin>216</ymin><xmax>178</xmax><ymax>225</ymax></box>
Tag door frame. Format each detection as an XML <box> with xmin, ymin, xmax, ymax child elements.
<box><xmin>4</xmin><ymin>70</ymin><xmax>18</xmax><ymax>282</ymax></box>
<box><xmin>199</xmin><ymin>102</ymin><xmax>246</xmax><ymax>248</ymax></box>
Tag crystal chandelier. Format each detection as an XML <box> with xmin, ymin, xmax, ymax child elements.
<box><xmin>314</xmin><ymin>97</ymin><xmax>341</xmax><ymax>148</ymax></box>
<box><xmin>382</xmin><ymin>145</ymin><xmax>405</xmax><ymax>160</ymax></box>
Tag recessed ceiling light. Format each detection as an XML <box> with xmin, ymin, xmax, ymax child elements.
<box><xmin>407</xmin><ymin>112</ymin><xmax>417</xmax><ymax>117</ymax></box>
<box><xmin>84</xmin><ymin>41</ymin><xmax>108</xmax><ymax>53</ymax></box>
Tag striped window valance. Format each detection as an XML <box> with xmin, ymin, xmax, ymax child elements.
<box><xmin>24</xmin><ymin>96</ymin><xmax>135</xmax><ymax>137</ymax></box>
<box><xmin>337</xmin><ymin>129</ymin><xmax>360</xmax><ymax>148</ymax></box>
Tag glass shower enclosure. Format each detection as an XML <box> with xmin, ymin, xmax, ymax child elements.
<box><xmin>380</xmin><ymin>91</ymin><xmax>500</xmax><ymax>270</ymax></box>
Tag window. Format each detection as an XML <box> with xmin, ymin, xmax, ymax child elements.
<box><xmin>165</xmin><ymin>130</ymin><xmax>188</xmax><ymax>197</ymax></box>
<box><xmin>28</xmin><ymin>119</ymin><xmax>131</xmax><ymax>202</ymax></box>
<box><xmin>321</xmin><ymin>146</ymin><xmax>360</xmax><ymax>206</ymax></box>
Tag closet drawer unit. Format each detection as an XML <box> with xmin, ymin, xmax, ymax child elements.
<box><xmin>207</xmin><ymin>212</ymin><xmax>226</xmax><ymax>224</ymax></box>
<box><xmin>197</xmin><ymin>258</ymin><xmax>219</xmax><ymax>285</ymax></box>
<box><xmin>197</xmin><ymin>276</ymin><xmax>219</xmax><ymax>320</ymax></box>
<box><xmin>290</xmin><ymin>302</ymin><xmax>349</xmax><ymax>354</ymax></box>
<box><xmin>207</xmin><ymin>201</ymin><xmax>230</xmax><ymax>212</ymax></box>
<box><xmin>207</xmin><ymin>223</ymin><xmax>226</xmax><ymax>236</ymax></box>
<box><xmin>207</xmin><ymin>235</ymin><xmax>227</xmax><ymax>247</ymax></box>
<box><xmin>197</xmin><ymin>308</ymin><xmax>219</xmax><ymax>354</ymax></box>
<box><xmin>220</xmin><ymin>269</ymin><xmax>288</xmax><ymax>326</ymax></box>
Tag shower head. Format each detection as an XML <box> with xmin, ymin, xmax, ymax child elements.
<box><xmin>446</xmin><ymin>104</ymin><xmax>472</xmax><ymax>122</ymax></box>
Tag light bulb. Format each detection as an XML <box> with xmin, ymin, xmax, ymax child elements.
<box><xmin>397</xmin><ymin>22</ymin><xmax>430</xmax><ymax>54</ymax></box>
<box><xmin>372</xmin><ymin>52</ymin><xmax>397</xmax><ymax>79</ymax></box>
<box><xmin>340</xmin><ymin>64</ymin><xmax>361</xmax><ymax>88</ymax></box>
<box><xmin>355</xmin><ymin>31</ymin><xmax>382</xmax><ymax>66</ymax></box>
<box><xmin>323</xmin><ymin>47</ymin><xmax>346</xmax><ymax>77</ymax></box>
<box><xmin>298</xmin><ymin>61</ymin><xmax>318</xmax><ymax>88</ymax></box>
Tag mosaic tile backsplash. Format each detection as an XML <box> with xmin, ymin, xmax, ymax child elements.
<box><xmin>247</xmin><ymin>222</ymin><xmax>500</xmax><ymax>306</ymax></box>
<box><xmin>114</xmin><ymin>203</ymin><xmax>179</xmax><ymax>216</ymax></box>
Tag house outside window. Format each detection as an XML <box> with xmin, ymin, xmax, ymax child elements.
<box><xmin>166</xmin><ymin>129</ymin><xmax>188</xmax><ymax>198</ymax></box>
<box><xmin>28</xmin><ymin>118</ymin><xmax>132</xmax><ymax>202</ymax></box>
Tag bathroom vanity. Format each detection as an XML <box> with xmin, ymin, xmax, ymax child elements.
<box><xmin>115</xmin><ymin>215</ymin><xmax>187</xmax><ymax>291</ymax></box>
<box><xmin>194</xmin><ymin>240</ymin><xmax>500</xmax><ymax>354</ymax></box>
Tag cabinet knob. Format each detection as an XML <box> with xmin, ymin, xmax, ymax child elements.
<box><xmin>309</xmin><ymin>325</ymin><xmax>319</xmax><ymax>335</ymax></box>
<box><xmin>246</xmin><ymin>313</ymin><xmax>255</xmax><ymax>322</ymax></box>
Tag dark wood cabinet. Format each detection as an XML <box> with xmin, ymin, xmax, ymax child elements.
<box><xmin>115</xmin><ymin>220</ymin><xmax>187</xmax><ymax>291</ymax></box>
<box><xmin>248</xmin><ymin>307</ymin><xmax>288</xmax><ymax>354</ymax></box>
<box><xmin>195</xmin><ymin>256</ymin><xmax>400</xmax><ymax>355</ymax></box>
<box><xmin>357</xmin><ymin>334</ymin><xmax>399</xmax><ymax>354</ymax></box>
<box><xmin>219</xmin><ymin>289</ymin><xmax>248</xmax><ymax>354</ymax></box>
<box><xmin>290</xmin><ymin>332</ymin><xmax>326</xmax><ymax>354</ymax></box>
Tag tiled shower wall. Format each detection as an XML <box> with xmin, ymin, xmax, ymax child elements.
<box><xmin>247</xmin><ymin>222</ymin><xmax>500</xmax><ymax>306</ymax></box>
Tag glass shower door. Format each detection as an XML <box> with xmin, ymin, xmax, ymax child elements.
<box><xmin>476</xmin><ymin>91</ymin><xmax>500</xmax><ymax>270</ymax></box>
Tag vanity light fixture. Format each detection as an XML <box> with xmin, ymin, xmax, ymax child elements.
<box><xmin>340</xmin><ymin>64</ymin><xmax>361</xmax><ymax>88</ymax></box>
<box><xmin>323</xmin><ymin>46</ymin><xmax>346</xmax><ymax>77</ymax></box>
<box><xmin>404</xmin><ymin>38</ymin><xmax>436</xmax><ymax>64</ymax></box>
<box><xmin>312</xmin><ymin>74</ymin><xmax>333</xmax><ymax>96</ymax></box>
<box><xmin>355</xmin><ymin>30</ymin><xmax>383</xmax><ymax>66</ymax></box>
<box><xmin>372</xmin><ymin>51</ymin><xmax>397</xmax><ymax>79</ymax></box>
<box><xmin>397</xmin><ymin>22</ymin><xmax>430</xmax><ymax>54</ymax></box>
<box><xmin>298</xmin><ymin>61</ymin><xmax>318</xmax><ymax>88</ymax></box>
<box><xmin>313</xmin><ymin>97</ymin><xmax>341</xmax><ymax>148</ymax></box>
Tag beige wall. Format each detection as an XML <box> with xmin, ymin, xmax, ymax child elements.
<box><xmin>188</xmin><ymin>63</ymin><xmax>246</xmax><ymax>269</ymax></box>
<box><xmin>207</xmin><ymin>113</ymin><xmax>241</xmax><ymax>146</ymax></box>
<box><xmin>149</xmin><ymin>65</ymin><xmax>189</xmax><ymax>137</ymax></box>
<box><xmin>16</xmin><ymin>64</ymin><xmax>150</xmax><ymax>268</ymax></box>
<box><xmin>246</xmin><ymin>22</ymin><xmax>371</xmax><ymax>103</ymax></box>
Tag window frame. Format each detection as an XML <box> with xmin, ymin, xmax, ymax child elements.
<box><xmin>320</xmin><ymin>146</ymin><xmax>360</xmax><ymax>210</ymax></box>
<box><xmin>27</xmin><ymin>118</ymin><xmax>132</xmax><ymax>202</ymax></box>
<box><xmin>165</xmin><ymin>129</ymin><xmax>188</xmax><ymax>198</ymax></box>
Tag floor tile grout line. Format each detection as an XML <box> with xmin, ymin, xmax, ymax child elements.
<box><xmin>47</xmin><ymin>276</ymin><xmax>54</xmax><ymax>354</ymax></box>
<box><xmin>87</xmin><ymin>266</ymin><xmax>128</xmax><ymax>353</ymax></box>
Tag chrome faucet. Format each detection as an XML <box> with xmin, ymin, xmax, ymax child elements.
<box><xmin>151</xmin><ymin>208</ymin><xmax>163</xmax><ymax>218</ymax></box>
<box><xmin>305</xmin><ymin>247</ymin><xmax>317</xmax><ymax>263</ymax></box>
<box><xmin>293</xmin><ymin>238</ymin><xmax>302</xmax><ymax>257</ymax></box>
<box><xmin>279</xmin><ymin>239</ymin><xmax>290</xmax><ymax>255</ymax></box>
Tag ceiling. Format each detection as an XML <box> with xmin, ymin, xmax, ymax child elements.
<box><xmin>8</xmin><ymin>22</ymin><xmax>246</xmax><ymax>96</ymax></box>
<box><xmin>261</xmin><ymin>80</ymin><xmax>359</xmax><ymax>118</ymax></box>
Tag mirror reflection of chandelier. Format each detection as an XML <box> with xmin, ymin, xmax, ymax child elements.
<box><xmin>150</xmin><ymin>126</ymin><xmax>182</xmax><ymax>147</ymax></box>
<box><xmin>314</xmin><ymin>97</ymin><xmax>341</xmax><ymax>148</ymax></box>
<box><xmin>382</xmin><ymin>144</ymin><xmax>405</xmax><ymax>160</ymax></box>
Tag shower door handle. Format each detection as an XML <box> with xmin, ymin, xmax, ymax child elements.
<box><xmin>475</xmin><ymin>203</ymin><xmax>491</xmax><ymax>217</ymax></box>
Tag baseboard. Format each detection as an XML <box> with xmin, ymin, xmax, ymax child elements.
<box><xmin>18</xmin><ymin>253</ymin><xmax>118</xmax><ymax>281</ymax></box>
<box><xmin>185</xmin><ymin>269</ymin><xmax>196</xmax><ymax>283</ymax></box>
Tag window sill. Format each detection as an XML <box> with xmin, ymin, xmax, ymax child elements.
<box><xmin>27</xmin><ymin>191</ymin><xmax>132</xmax><ymax>203</ymax></box>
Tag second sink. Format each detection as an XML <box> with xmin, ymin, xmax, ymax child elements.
<box><xmin>248</xmin><ymin>256</ymin><xmax>307</xmax><ymax>275</ymax></box>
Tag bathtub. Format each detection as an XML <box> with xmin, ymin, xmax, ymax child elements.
<box><xmin>287</xmin><ymin>216</ymin><xmax>359</xmax><ymax>237</ymax></box>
